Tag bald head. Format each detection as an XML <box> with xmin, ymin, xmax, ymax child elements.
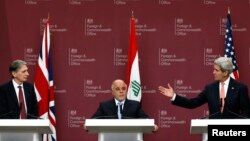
<box><xmin>111</xmin><ymin>79</ymin><xmax>127</xmax><ymax>101</ymax></box>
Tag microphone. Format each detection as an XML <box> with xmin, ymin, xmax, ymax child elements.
<box><xmin>27</xmin><ymin>113</ymin><xmax>42</xmax><ymax>119</ymax></box>
<box><xmin>122</xmin><ymin>116</ymin><xmax>148</xmax><ymax>119</ymax></box>
<box><xmin>0</xmin><ymin>111</ymin><xmax>13</xmax><ymax>118</ymax></box>
<box><xmin>224</xmin><ymin>108</ymin><xmax>248</xmax><ymax>119</ymax></box>
<box><xmin>206</xmin><ymin>98</ymin><xmax>223</xmax><ymax>119</ymax></box>
<box><xmin>122</xmin><ymin>116</ymin><xmax>134</xmax><ymax>119</ymax></box>
<box><xmin>91</xmin><ymin>115</ymin><xmax>117</xmax><ymax>119</ymax></box>
<box><xmin>199</xmin><ymin>110</ymin><xmax>222</xmax><ymax>119</ymax></box>
<box><xmin>199</xmin><ymin>98</ymin><xmax>223</xmax><ymax>119</ymax></box>
<box><xmin>20</xmin><ymin>103</ymin><xmax>41</xmax><ymax>119</ymax></box>
<box><xmin>223</xmin><ymin>98</ymin><xmax>249</xmax><ymax>119</ymax></box>
<box><xmin>92</xmin><ymin>115</ymin><xmax>147</xmax><ymax>119</ymax></box>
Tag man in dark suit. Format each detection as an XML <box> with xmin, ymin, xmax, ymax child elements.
<box><xmin>158</xmin><ymin>57</ymin><xmax>250</xmax><ymax>119</ymax></box>
<box><xmin>91</xmin><ymin>79</ymin><xmax>158</xmax><ymax>131</ymax></box>
<box><xmin>91</xmin><ymin>79</ymin><xmax>148</xmax><ymax>119</ymax></box>
<box><xmin>0</xmin><ymin>60</ymin><xmax>38</xmax><ymax>119</ymax></box>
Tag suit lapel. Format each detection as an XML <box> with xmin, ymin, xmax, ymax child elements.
<box><xmin>225</xmin><ymin>78</ymin><xmax>235</xmax><ymax>105</ymax></box>
<box><xmin>111</xmin><ymin>99</ymin><xmax>118</xmax><ymax>115</ymax></box>
<box><xmin>122</xmin><ymin>99</ymin><xmax>129</xmax><ymax>115</ymax></box>
<box><xmin>23</xmin><ymin>83</ymin><xmax>30</xmax><ymax>112</ymax></box>
<box><xmin>9</xmin><ymin>81</ymin><xmax>19</xmax><ymax>108</ymax></box>
<box><xmin>214</xmin><ymin>82</ymin><xmax>221</xmax><ymax>109</ymax></box>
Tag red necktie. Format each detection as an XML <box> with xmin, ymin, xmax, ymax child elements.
<box><xmin>220</xmin><ymin>82</ymin><xmax>225</xmax><ymax>112</ymax></box>
<box><xmin>18</xmin><ymin>86</ymin><xmax>27</xmax><ymax>119</ymax></box>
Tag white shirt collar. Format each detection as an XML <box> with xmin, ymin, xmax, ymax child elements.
<box><xmin>114</xmin><ymin>99</ymin><xmax>125</xmax><ymax>105</ymax></box>
<box><xmin>221</xmin><ymin>77</ymin><xmax>230</xmax><ymax>86</ymax></box>
<box><xmin>12</xmin><ymin>79</ymin><xmax>23</xmax><ymax>88</ymax></box>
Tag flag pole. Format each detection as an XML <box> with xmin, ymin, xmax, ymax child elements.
<box><xmin>126</xmin><ymin>10</ymin><xmax>141</xmax><ymax>102</ymax></box>
<box><xmin>47</xmin><ymin>13</ymin><xmax>50</xmax><ymax>23</ymax></box>
<box><xmin>228</xmin><ymin>7</ymin><xmax>230</xmax><ymax>14</ymax></box>
<box><xmin>48</xmin><ymin>13</ymin><xmax>49</xmax><ymax>19</ymax></box>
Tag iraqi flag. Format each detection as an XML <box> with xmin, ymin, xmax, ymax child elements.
<box><xmin>126</xmin><ymin>14</ymin><xmax>141</xmax><ymax>102</ymax></box>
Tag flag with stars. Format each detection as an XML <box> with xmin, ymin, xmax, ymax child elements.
<box><xmin>224</xmin><ymin>10</ymin><xmax>239</xmax><ymax>80</ymax></box>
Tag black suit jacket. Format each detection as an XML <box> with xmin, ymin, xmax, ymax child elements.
<box><xmin>173</xmin><ymin>77</ymin><xmax>250</xmax><ymax>119</ymax></box>
<box><xmin>91</xmin><ymin>98</ymin><xmax>149</xmax><ymax>119</ymax></box>
<box><xmin>0</xmin><ymin>81</ymin><xmax>38</xmax><ymax>119</ymax></box>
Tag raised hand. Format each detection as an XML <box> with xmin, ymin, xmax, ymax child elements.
<box><xmin>158</xmin><ymin>83</ymin><xmax>174</xmax><ymax>98</ymax></box>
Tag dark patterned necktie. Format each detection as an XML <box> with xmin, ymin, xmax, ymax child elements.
<box><xmin>18</xmin><ymin>86</ymin><xmax>27</xmax><ymax>119</ymax></box>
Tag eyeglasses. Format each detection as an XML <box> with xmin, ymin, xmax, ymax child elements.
<box><xmin>114</xmin><ymin>87</ymin><xmax>127</xmax><ymax>91</ymax></box>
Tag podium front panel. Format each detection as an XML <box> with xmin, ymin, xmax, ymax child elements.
<box><xmin>0</xmin><ymin>133</ymin><xmax>41</xmax><ymax>141</ymax></box>
<box><xmin>98</xmin><ymin>132</ymin><xmax>143</xmax><ymax>141</ymax></box>
<box><xmin>85</xmin><ymin>119</ymin><xmax>155</xmax><ymax>141</ymax></box>
<box><xmin>85</xmin><ymin>119</ymin><xmax>155</xmax><ymax>133</ymax></box>
<box><xmin>0</xmin><ymin>119</ymin><xmax>52</xmax><ymax>141</ymax></box>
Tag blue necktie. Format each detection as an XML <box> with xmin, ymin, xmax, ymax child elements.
<box><xmin>117</xmin><ymin>102</ymin><xmax>123</xmax><ymax>119</ymax></box>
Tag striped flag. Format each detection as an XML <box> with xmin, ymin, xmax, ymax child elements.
<box><xmin>126</xmin><ymin>13</ymin><xmax>141</xmax><ymax>102</ymax></box>
<box><xmin>224</xmin><ymin>9</ymin><xmax>239</xmax><ymax>80</ymax></box>
<box><xmin>34</xmin><ymin>18</ymin><xmax>56</xmax><ymax>141</ymax></box>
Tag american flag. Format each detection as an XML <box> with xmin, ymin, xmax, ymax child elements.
<box><xmin>224</xmin><ymin>10</ymin><xmax>239</xmax><ymax>80</ymax></box>
<box><xmin>34</xmin><ymin>18</ymin><xmax>57</xmax><ymax>141</ymax></box>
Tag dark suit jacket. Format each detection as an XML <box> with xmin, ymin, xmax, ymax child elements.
<box><xmin>172</xmin><ymin>77</ymin><xmax>250</xmax><ymax>119</ymax></box>
<box><xmin>0</xmin><ymin>81</ymin><xmax>38</xmax><ymax>119</ymax></box>
<box><xmin>91</xmin><ymin>98</ymin><xmax>149</xmax><ymax>119</ymax></box>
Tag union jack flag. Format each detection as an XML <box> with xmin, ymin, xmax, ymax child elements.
<box><xmin>224</xmin><ymin>9</ymin><xmax>239</xmax><ymax>80</ymax></box>
<box><xmin>34</xmin><ymin>18</ymin><xmax>56</xmax><ymax>141</ymax></box>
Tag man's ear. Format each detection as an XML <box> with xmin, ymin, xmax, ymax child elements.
<box><xmin>11</xmin><ymin>71</ymin><xmax>16</xmax><ymax>77</ymax></box>
<box><xmin>224</xmin><ymin>71</ymin><xmax>230</xmax><ymax>76</ymax></box>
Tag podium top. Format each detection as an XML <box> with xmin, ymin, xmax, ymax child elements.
<box><xmin>0</xmin><ymin>119</ymin><xmax>52</xmax><ymax>133</ymax></box>
<box><xmin>190</xmin><ymin>119</ymin><xmax>250</xmax><ymax>134</ymax></box>
<box><xmin>85</xmin><ymin>119</ymin><xmax>155</xmax><ymax>133</ymax></box>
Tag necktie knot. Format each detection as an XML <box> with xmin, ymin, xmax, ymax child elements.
<box><xmin>221</xmin><ymin>82</ymin><xmax>225</xmax><ymax>86</ymax></box>
<box><xmin>18</xmin><ymin>86</ymin><xmax>23</xmax><ymax>103</ymax></box>
<box><xmin>220</xmin><ymin>82</ymin><xmax>225</xmax><ymax>98</ymax></box>
<box><xmin>117</xmin><ymin>102</ymin><xmax>122</xmax><ymax>106</ymax></box>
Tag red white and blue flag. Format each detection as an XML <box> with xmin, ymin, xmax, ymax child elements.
<box><xmin>34</xmin><ymin>18</ymin><xmax>56</xmax><ymax>141</ymax></box>
<box><xmin>224</xmin><ymin>9</ymin><xmax>239</xmax><ymax>80</ymax></box>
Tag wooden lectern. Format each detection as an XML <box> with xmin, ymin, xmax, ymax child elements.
<box><xmin>0</xmin><ymin>119</ymin><xmax>52</xmax><ymax>141</ymax></box>
<box><xmin>85</xmin><ymin>119</ymin><xmax>155</xmax><ymax>141</ymax></box>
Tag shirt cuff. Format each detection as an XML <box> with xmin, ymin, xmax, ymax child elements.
<box><xmin>170</xmin><ymin>93</ymin><xmax>176</xmax><ymax>101</ymax></box>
